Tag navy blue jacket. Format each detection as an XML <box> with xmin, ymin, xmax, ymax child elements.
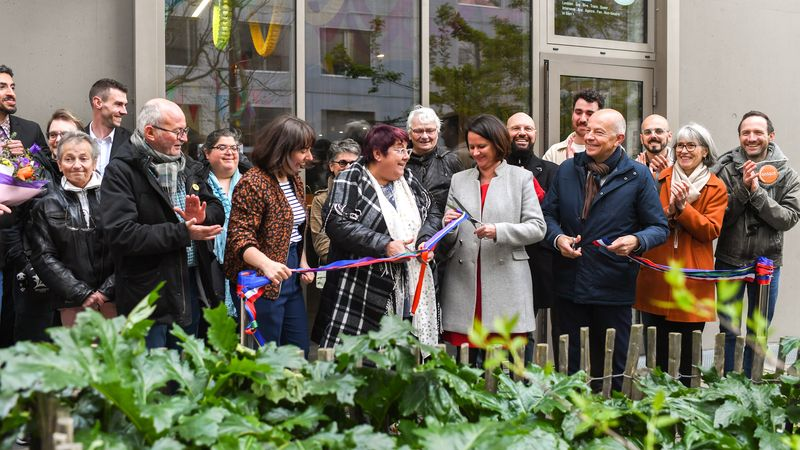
<box><xmin>542</xmin><ymin>148</ymin><xmax>668</xmax><ymax>305</ymax></box>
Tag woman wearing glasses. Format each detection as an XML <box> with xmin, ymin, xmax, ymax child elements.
<box><xmin>309</xmin><ymin>138</ymin><xmax>360</xmax><ymax>264</ymax></box>
<box><xmin>26</xmin><ymin>131</ymin><xmax>115</xmax><ymax>327</ymax></box>
<box><xmin>634</xmin><ymin>123</ymin><xmax>727</xmax><ymax>384</ymax></box>
<box><xmin>224</xmin><ymin>115</ymin><xmax>316</xmax><ymax>354</ymax></box>
<box><xmin>314</xmin><ymin>124</ymin><xmax>442</xmax><ymax>348</ymax></box>
<box><xmin>195</xmin><ymin>128</ymin><xmax>252</xmax><ymax>321</ymax></box>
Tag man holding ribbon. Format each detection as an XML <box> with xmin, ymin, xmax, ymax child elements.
<box><xmin>712</xmin><ymin>110</ymin><xmax>800</xmax><ymax>376</ymax></box>
<box><xmin>542</xmin><ymin>108</ymin><xmax>667</xmax><ymax>391</ymax></box>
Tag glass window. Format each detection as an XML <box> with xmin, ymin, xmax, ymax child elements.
<box><xmin>164</xmin><ymin>1</ymin><xmax>295</xmax><ymax>158</ymax></box>
<box><xmin>558</xmin><ymin>75</ymin><xmax>643</xmax><ymax>154</ymax></box>
<box><xmin>305</xmin><ymin>0</ymin><xmax>420</xmax><ymax>192</ymax></box>
<box><xmin>429</xmin><ymin>0</ymin><xmax>532</xmax><ymax>161</ymax></box>
<box><xmin>554</xmin><ymin>0</ymin><xmax>647</xmax><ymax>44</ymax></box>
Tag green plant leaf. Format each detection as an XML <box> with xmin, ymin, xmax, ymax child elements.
<box><xmin>175</xmin><ymin>406</ymin><xmax>228</xmax><ymax>446</ymax></box>
<box><xmin>204</xmin><ymin>303</ymin><xmax>239</xmax><ymax>355</ymax></box>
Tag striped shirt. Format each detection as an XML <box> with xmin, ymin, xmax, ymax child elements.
<box><xmin>280</xmin><ymin>180</ymin><xmax>305</xmax><ymax>243</ymax></box>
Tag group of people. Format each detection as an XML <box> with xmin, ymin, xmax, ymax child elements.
<box><xmin>1</xmin><ymin>63</ymin><xmax>796</xmax><ymax>388</ymax></box>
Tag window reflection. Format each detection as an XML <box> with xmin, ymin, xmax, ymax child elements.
<box><xmin>165</xmin><ymin>1</ymin><xmax>295</xmax><ymax>158</ymax></box>
<box><xmin>554</xmin><ymin>0</ymin><xmax>647</xmax><ymax>44</ymax></box>
<box><xmin>305</xmin><ymin>0</ymin><xmax>420</xmax><ymax>192</ymax></box>
<box><xmin>558</xmin><ymin>75</ymin><xmax>643</xmax><ymax>154</ymax></box>
<box><xmin>430</xmin><ymin>0</ymin><xmax>532</xmax><ymax>167</ymax></box>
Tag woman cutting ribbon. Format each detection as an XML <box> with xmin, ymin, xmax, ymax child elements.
<box><xmin>440</xmin><ymin>114</ymin><xmax>546</xmax><ymax>361</ymax></box>
<box><xmin>314</xmin><ymin>124</ymin><xmax>442</xmax><ymax>348</ymax></box>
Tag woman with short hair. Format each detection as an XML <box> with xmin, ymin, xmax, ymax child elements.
<box><xmin>634</xmin><ymin>122</ymin><xmax>727</xmax><ymax>383</ymax></box>
<box><xmin>27</xmin><ymin>131</ymin><xmax>115</xmax><ymax>327</ymax></box>
<box><xmin>314</xmin><ymin>124</ymin><xmax>442</xmax><ymax>348</ymax></box>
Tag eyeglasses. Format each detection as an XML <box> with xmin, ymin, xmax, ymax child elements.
<box><xmin>331</xmin><ymin>159</ymin><xmax>355</xmax><ymax>168</ymax></box>
<box><xmin>210</xmin><ymin>144</ymin><xmax>238</xmax><ymax>153</ymax></box>
<box><xmin>152</xmin><ymin>125</ymin><xmax>190</xmax><ymax>138</ymax></box>
<box><xmin>675</xmin><ymin>142</ymin><xmax>701</xmax><ymax>151</ymax></box>
<box><xmin>48</xmin><ymin>131</ymin><xmax>68</xmax><ymax>140</ymax></box>
<box><xmin>642</xmin><ymin>128</ymin><xmax>668</xmax><ymax>136</ymax></box>
<box><xmin>390</xmin><ymin>146</ymin><xmax>411</xmax><ymax>156</ymax></box>
<box><xmin>411</xmin><ymin>128</ymin><xmax>437</xmax><ymax>137</ymax></box>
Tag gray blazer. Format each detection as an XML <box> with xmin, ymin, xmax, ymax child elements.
<box><xmin>441</xmin><ymin>161</ymin><xmax>546</xmax><ymax>334</ymax></box>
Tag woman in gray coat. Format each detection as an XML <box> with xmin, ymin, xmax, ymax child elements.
<box><xmin>441</xmin><ymin>114</ymin><xmax>546</xmax><ymax>352</ymax></box>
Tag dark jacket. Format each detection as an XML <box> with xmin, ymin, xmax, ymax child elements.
<box><xmin>194</xmin><ymin>156</ymin><xmax>253</xmax><ymax>307</ymax></box>
<box><xmin>27</xmin><ymin>178</ymin><xmax>114</xmax><ymax>308</ymax></box>
<box><xmin>406</xmin><ymin>143</ymin><xmax>464</xmax><ymax>213</ymax></box>
<box><xmin>1</xmin><ymin>116</ymin><xmax>48</xmax><ymax>269</ymax></box>
<box><xmin>508</xmin><ymin>149</ymin><xmax>559</xmax><ymax>309</ymax></box>
<box><xmin>542</xmin><ymin>148</ymin><xmax>668</xmax><ymax>305</ymax></box>
<box><xmin>100</xmin><ymin>141</ymin><xmax>225</xmax><ymax>326</ymax></box>
<box><xmin>712</xmin><ymin>143</ymin><xmax>800</xmax><ymax>267</ymax></box>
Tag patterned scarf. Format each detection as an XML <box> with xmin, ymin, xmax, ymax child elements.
<box><xmin>581</xmin><ymin>148</ymin><xmax>622</xmax><ymax>220</ymax></box>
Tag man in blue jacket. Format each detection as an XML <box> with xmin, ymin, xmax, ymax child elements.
<box><xmin>542</xmin><ymin>108</ymin><xmax>668</xmax><ymax>390</ymax></box>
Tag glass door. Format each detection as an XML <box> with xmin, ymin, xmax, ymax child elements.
<box><xmin>544</xmin><ymin>60</ymin><xmax>653</xmax><ymax>156</ymax></box>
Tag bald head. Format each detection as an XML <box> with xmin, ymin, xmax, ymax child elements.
<box><xmin>586</xmin><ymin>109</ymin><xmax>626</xmax><ymax>163</ymax></box>
<box><xmin>506</xmin><ymin>112</ymin><xmax>537</xmax><ymax>152</ymax></box>
<box><xmin>640</xmin><ymin>114</ymin><xmax>672</xmax><ymax>155</ymax></box>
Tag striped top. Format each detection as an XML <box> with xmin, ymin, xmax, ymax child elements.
<box><xmin>279</xmin><ymin>180</ymin><xmax>305</xmax><ymax>243</ymax></box>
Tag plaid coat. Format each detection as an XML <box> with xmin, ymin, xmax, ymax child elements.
<box><xmin>314</xmin><ymin>159</ymin><xmax>441</xmax><ymax>347</ymax></box>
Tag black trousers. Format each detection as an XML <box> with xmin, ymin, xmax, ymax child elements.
<box><xmin>641</xmin><ymin>312</ymin><xmax>705</xmax><ymax>386</ymax></box>
<box><xmin>552</xmin><ymin>298</ymin><xmax>631</xmax><ymax>392</ymax></box>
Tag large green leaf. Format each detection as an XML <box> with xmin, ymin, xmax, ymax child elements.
<box><xmin>204</xmin><ymin>303</ymin><xmax>239</xmax><ymax>356</ymax></box>
<box><xmin>175</xmin><ymin>406</ymin><xmax>228</xmax><ymax>446</ymax></box>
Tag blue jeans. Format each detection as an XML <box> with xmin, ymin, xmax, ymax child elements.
<box><xmin>254</xmin><ymin>243</ymin><xmax>309</xmax><ymax>355</ymax></box>
<box><xmin>716</xmin><ymin>261</ymin><xmax>781</xmax><ymax>377</ymax></box>
<box><xmin>145</xmin><ymin>267</ymin><xmax>202</xmax><ymax>350</ymax></box>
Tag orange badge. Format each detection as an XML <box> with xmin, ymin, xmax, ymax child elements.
<box><xmin>758</xmin><ymin>164</ymin><xmax>778</xmax><ymax>185</ymax></box>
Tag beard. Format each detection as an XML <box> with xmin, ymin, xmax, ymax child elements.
<box><xmin>646</xmin><ymin>141</ymin><xmax>664</xmax><ymax>154</ymax></box>
<box><xmin>509</xmin><ymin>142</ymin><xmax>534</xmax><ymax>166</ymax></box>
<box><xmin>0</xmin><ymin>103</ymin><xmax>17</xmax><ymax>116</ymax></box>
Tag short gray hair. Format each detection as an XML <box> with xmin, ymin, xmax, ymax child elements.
<box><xmin>136</xmin><ymin>101</ymin><xmax>163</xmax><ymax>134</ymax></box>
<box><xmin>57</xmin><ymin>131</ymin><xmax>99</xmax><ymax>161</ymax></box>
<box><xmin>328</xmin><ymin>138</ymin><xmax>361</xmax><ymax>160</ymax></box>
<box><xmin>406</xmin><ymin>105</ymin><xmax>441</xmax><ymax>133</ymax></box>
<box><xmin>675</xmin><ymin>122</ymin><xmax>718</xmax><ymax>167</ymax></box>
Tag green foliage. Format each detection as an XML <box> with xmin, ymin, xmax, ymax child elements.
<box><xmin>0</xmin><ymin>289</ymin><xmax>798</xmax><ymax>448</ymax></box>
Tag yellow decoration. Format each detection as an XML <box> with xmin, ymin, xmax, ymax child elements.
<box><xmin>212</xmin><ymin>0</ymin><xmax>232</xmax><ymax>51</ymax></box>
<box><xmin>248</xmin><ymin>2</ymin><xmax>282</xmax><ymax>58</ymax></box>
<box><xmin>248</xmin><ymin>21</ymin><xmax>282</xmax><ymax>57</ymax></box>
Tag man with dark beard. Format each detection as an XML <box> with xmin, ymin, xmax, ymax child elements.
<box><xmin>506</xmin><ymin>112</ymin><xmax>558</xmax><ymax>349</ymax></box>
<box><xmin>636</xmin><ymin>114</ymin><xmax>674</xmax><ymax>179</ymax></box>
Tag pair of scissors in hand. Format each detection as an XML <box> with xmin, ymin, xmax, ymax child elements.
<box><xmin>449</xmin><ymin>196</ymin><xmax>484</xmax><ymax>227</ymax></box>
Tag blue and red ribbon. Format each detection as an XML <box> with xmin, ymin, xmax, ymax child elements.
<box><xmin>236</xmin><ymin>211</ymin><xmax>471</xmax><ymax>345</ymax></box>
<box><xmin>592</xmin><ymin>239</ymin><xmax>774</xmax><ymax>284</ymax></box>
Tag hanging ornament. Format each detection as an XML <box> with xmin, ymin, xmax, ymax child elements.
<box><xmin>212</xmin><ymin>0</ymin><xmax>232</xmax><ymax>51</ymax></box>
<box><xmin>249</xmin><ymin>21</ymin><xmax>282</xmax><ymax>57</ymax></box>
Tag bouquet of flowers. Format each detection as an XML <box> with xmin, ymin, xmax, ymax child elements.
<box><xmin>0</xmin><ymin>133</ymin><xmax>48</xmax><ymax>206</ymax></box>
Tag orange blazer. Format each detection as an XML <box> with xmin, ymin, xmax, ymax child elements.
<box><xmin>634</xmin><ymin>167</ymin><xmax>728</xmax><ymax>322</ymax></box>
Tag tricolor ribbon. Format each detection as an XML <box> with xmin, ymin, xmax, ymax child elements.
<box><xmin>236</xmin><ymin>211</ymin><xmax>471</xmax><ymax>345</ymax></box>
<box><xmin>592</xmin><ymin>239</ymin><xmax>774</xmax><ymax>283</ymax></box>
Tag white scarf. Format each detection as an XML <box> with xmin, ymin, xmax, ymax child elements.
<box><xmin>62</xmin><ymin>172</ymin><xmax>102</xmax><ymax>228</ymax></box>
<box><xmin>367</xmin><ymin>172</ymin><xmax>438</xmax><ymax>348</ymax></box>
<box><xmin>672</xmin><ymin>163</ymin><xmax>710</xmax><ymax>204</ymax></box>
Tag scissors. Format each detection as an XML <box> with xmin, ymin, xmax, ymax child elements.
<box><xmin>449</xmin><ymin>196</ymin><xmax>484</xmax><ymax>227</ymax></box>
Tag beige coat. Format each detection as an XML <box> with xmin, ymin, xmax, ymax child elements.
<box><xmin>440</xmin><ymin>161</ymin><xmax>546</xmax><ymax>334</ymax></box>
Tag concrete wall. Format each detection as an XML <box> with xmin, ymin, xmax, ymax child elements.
<box><xmin>2</xmin><ymin>0</ymin><xmax>135</xmax><ymax>131</ymax></box>
<box><xmin>680</xmin><ymin>0</ymin><xmax>800</xmax><ymax>341</ymax></box>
